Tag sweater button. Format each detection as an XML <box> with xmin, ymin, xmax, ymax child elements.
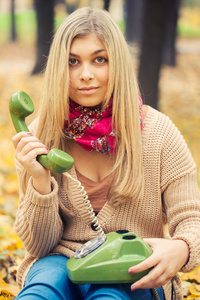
<box><xmin>91</xmin><ymin>222</ymin><xmax>98</xmax><ymax>231</ymax></box>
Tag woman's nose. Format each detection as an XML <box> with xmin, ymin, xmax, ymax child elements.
<box><xmin>79</xmin><ymin>64</ymin><xmax>94</xmax><ymax>81</ymax></box>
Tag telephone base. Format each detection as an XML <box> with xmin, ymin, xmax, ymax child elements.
<box><xmin>67</xmin><ymin>231</ymin><xmax>152</xmax><ymax>284</ymax></box>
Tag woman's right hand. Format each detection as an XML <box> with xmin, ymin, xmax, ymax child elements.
<box><xmin>12</xmin><ymin>132</ymin><xmax>52</xmax><ymax>194</ymax></box>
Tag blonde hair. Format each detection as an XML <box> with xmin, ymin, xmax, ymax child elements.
<box><xmin>30</xmin><ymin>7</ymin><xmax>144</xmax><ymax>205</ymax></box>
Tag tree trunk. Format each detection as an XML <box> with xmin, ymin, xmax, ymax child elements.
<box><xmin>138</xmin><ymin>0</ymin><xmax>173</xmax><ymax>109</ymax></box>
<box><xmin>125</xmin><ymin>0</ymin><xmax>146</xmax><ymax>44</ymax></box>
<box><xmin>32</xmin><ymin>0</ymin><xmax>55</xmax><ymax>75</ymax></box>
<box><xmin>162</xmin><ymin>0</ymin><xmax>181</xmax><ymax>66</ymax></box>
<box><xmin>104</xmin><ymin>0</ymin><xmax>111</xmax><ymax>11</ymax></box>
<box><xmin>11</xmin><ymin>0</ymin><xmax>16</xmax><ymax>41</ymax></box>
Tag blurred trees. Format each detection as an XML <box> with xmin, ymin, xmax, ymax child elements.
<box><xmin>104</xmin><ymin>0</ymin><xmax>111</xmax><ymax>10</ymax></box>
<box><xmin>162</xmin><ymin>0</ymin><xmax>181</xmax><ymax>66</ymax></box>
<box><xmin>11</xmin><ymin>0</ymin><xmax>16</xmax><ymax>41</ymax></box>
<box><xmin>32</xmin><ymin>0</ymin><xmax>54</xmax><ymax>74</ymax></box>
<box><xmin>138</xmin><ymin>0</ymin><xmax>179</xmax><ymax>109</ymax></box>
<box><xmin>125</xmin><ymin>0</ymin><xmax>181</xmax><ymax>109</ymax></box>
<box><xmin>125</xmin><ymin>0</ymin><xmax>145</xmax><ymax>44</ymax></box>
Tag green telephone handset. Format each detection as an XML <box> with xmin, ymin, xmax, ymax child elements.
<box><xmin>9</xmin><ymin>90</ymin><xmax>74</xmax><ymax>174</ymax></box>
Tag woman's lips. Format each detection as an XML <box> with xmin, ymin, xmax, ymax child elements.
<box><xmin>78</xmin><ymin>87</ymin><xmax>98</xmax><ymax>94</ymax></box>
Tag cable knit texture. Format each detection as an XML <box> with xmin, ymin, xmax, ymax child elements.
<box><xmin>14</xmin><ymin>106</ymin><xmax>200</xmax><ymax>300</ymax></box>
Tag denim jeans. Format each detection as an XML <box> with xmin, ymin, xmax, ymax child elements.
<box><xmin>16</xmin><ymin>255</ymin><xmax>165</xmax><ymax>300</ymax></box>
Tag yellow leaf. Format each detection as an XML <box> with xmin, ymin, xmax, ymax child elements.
<box><xmin>189</xmin><ymin>284</ymin><xmax>200</xmax><ymax>296</ymax></box>
<box><xmin>0</xmin><ymin>279</ymin><xmax>20</xmax><ymax>297</ymax></box>
<box><xmin>180</xmin><ymin>266</ymin><xmax>200</xmax><ymax>283</ymax></box>
<box><xmin>16</xmin><ymin>239</ymin><xmax>23</xmax><ymax>249</ymax></box>
<box><xmin>1</xmin><ymin>290</ymin><xmax>14</xmax><ymax>296</ymax></box>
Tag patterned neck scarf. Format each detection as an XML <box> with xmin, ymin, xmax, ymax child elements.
<box><xmin>63</xmin><ymin>97</ymin><xmax>143</xmax><ymax>154</ymax></box>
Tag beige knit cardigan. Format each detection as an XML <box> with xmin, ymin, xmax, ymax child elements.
<box><xmin>14</xmin><ymin>106</ymin><xmax>200</xmax><ymax>300</ymax></box>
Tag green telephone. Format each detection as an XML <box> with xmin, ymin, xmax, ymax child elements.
<box><xmin>67</xmin><ymin>230</ymin><xmax>153</xmax><ymax>284</ymax></box>
<box><xmin>9</xmin><ymin>90</ymin><xmax>74</xmax><ymax>174</ymax></box>
<box><xmin>9</xmin><ymin>91</ymin><xmax>158</xmax><ymax>294</ymax></box>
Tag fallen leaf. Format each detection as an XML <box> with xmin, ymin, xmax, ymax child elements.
<box><xmin>189</xmin><ymin>284</ymin><xmax>200</xmax><ymax>296</ymax></box>
<box><xmin>0</xmin><ymin>279</ymin><xmax>20</xmax><ymax>297</ymax></box>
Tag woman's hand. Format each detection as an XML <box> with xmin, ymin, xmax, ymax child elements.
<box><xmin>128</xmin><ymin>238</ymin><xmax>189</xmax><ymax>290</ymax></box>
<box><xmin>12</xmin><ymin>131</ymin><xmax>51</xmax><ymax>194</ymax></box>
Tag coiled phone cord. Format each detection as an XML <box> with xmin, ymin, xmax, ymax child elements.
<box><xmin>151</xmin><ymin>288</ymin><xmax>161</xmax><ymax>300</ymax></box>
<box><xmin>171</xmin><ymin>278</ymin><xmax>177</xmax><ymax>300</ymax></box>
<box><xmin>63</xmin><ymin>172</ymin><xmax>105</xmax><ymax>236</ymax></box>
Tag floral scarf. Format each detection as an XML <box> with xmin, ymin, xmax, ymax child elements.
<box><xmin>63</xmin><ymin>97</ymin><xmax>143</xmax><ymax>154</ymax></box>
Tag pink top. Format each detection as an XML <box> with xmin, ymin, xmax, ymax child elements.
<box><xmin>76</xmin><ymin>169</ymin><xmax>112</xmax><ymax>214</ymax></box>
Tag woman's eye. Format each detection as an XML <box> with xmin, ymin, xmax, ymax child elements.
<box><xmin>95</xmin><ymin>57</ymin><xmax>107</xmax><ymax>63</ymax></box>
<box><xmin>69</xmin><ymin>58</ymin><xmax>78</xmax><ymax>65</ymax></box>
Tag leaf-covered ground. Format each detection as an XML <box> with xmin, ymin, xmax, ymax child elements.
<box><xmin>0</xmin><ymin>39</ymin><xmax>200</xmax><ymax>299</ymax></box>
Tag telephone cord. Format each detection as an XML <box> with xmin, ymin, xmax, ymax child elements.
<box><xmin>150</xmin><ymin>288</ymin><xmax>161</xmax><ymax>300</ymax></box>
<box><xmin>63</xmin><ymin>172</ymin><xmax>105</xmax><ymax>236</ymax></box>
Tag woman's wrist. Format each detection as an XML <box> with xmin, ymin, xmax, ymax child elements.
<box><xmin>174</xmin><ymin>239</ymin><xmax>190</xmax><ymax>267</ymax></box>
<box><xmin>32</xmin><ymin>173</ymin><xmax>51</xmax><ymax>195</ymax></box>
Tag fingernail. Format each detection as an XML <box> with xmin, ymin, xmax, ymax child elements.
<box><xmin>128</xmin><ymin>269</ymin><xmax>134</xmax><ymax>274</ymax></box>
<box><xmin>131</xmin><ymin>285</ymin><xmax>137</xmax><ymax>291</ymax></box>
<box><xmin>27</xmin><ymin>132</ymin><xmax>32</xmax><ymax>135</ymax></box>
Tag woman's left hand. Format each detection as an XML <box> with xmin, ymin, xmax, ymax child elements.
<box><xmin>128</xmin><ymin>238</ymin><xmax>189</xmax><ymax>291</ymax></box>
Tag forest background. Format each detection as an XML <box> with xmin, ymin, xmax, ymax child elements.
<box><xmin>0</xmin><ymin>0</ymin><xmax>200</xmax><ymax>299</ymax></box>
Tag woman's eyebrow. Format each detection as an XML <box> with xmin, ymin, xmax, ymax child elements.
<box><xmin>69</xmin><ymin>52</ymin><xmax>79</xmax><ymax>57</ymax></box>
<box><xmin>93</xmin><ymin>49</ymin><xmax>106</xmax><ymax>54</ymax></box>
<box><xmin>69</xmin><ymin>49</ymin><xmax>106</xmax><ymax>57</ymax></box>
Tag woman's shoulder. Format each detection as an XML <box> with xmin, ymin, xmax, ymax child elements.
<box><xmin>143</xmin><ymin>105</ymin><xmax>170</xmax><ymax>122</ymax></box>
<box><xmin>142</xmin><ymin>106</ymin><xmax>196</xmax><ymax>184</ymax></box>
<box><xmin>142</xmin><ymin>105</ymin><xmax>178</xmax><ymax>135</ymax></box>
<box><xmin>142</xmin><ymin>105</ymin><xmax>190</xmax><ymax>151</ymax></box>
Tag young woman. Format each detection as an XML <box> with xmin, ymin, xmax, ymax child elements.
<box><xmin>12</xmin><ymin>7</ymin><xmax>200</xmax><ymax>300</ymax></box>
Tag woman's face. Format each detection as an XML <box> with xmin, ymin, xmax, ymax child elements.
<box><xmin>68</xmin><ymin>33</ymin><xmax>109</xmax><ymax>107</ymax></box>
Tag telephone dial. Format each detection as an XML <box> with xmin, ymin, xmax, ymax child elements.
<box><xmin>10</xmin><ymin>91</ymin><xmax>171</xmax><ymax>300</ymax></box>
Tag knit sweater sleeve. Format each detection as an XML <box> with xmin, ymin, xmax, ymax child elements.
<box><xmin>159</xmin><ymin>114</ymin><xmax>200</xmax><ymax>272</ymax></box>
<box><xmin>14</xmin><ymin>159</ymin><xmax>64</xmax><ymax>258</ymax></box>
<box><xmin>163</xmin><ymin>170</ymin><xmax>200</xmax><ymax>273</ymax></box>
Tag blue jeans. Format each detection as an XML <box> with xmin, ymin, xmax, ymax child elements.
<box><xmin>16</xmin><ymin>255</ymin><xmax>165</xmax><ymax>300</ymax></box>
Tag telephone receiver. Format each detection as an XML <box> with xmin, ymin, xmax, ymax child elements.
<box><xmin>9</xmin><ymin>90</ymin><xmax>74</xmax><ymax>174</ymax></box>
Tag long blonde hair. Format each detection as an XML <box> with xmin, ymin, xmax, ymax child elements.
<box><xmin>34</xmin><ymin>7</ymin><xmax>143</xmax><ymax>205</ymax></box>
